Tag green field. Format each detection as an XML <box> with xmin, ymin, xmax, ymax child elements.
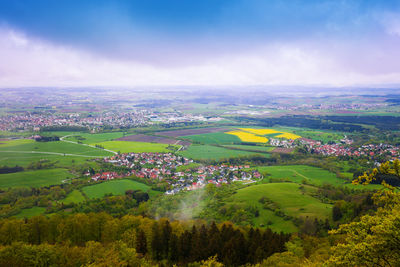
<box><xmin>268</xmin><ymin>127</ymin><xmax>344</xmax><ymax>143</ymax></box>
<box><xmin>0</xmin><ymin>168</ymin><xmax>73</xmax><ymax>188</ymax></box>
<box><xmin>0</xmin><ymin>139</ymin><xmax>34</xmax><ymax>148</ymax></box>
<box><xmin>0</xmin><ymin>140</ymin><xmax>112</xmax><ymax>156</ymax></box>
<box><xmin>63</xmin><ymin>132</ymin><xmax>125</xmax><ymax>144</ymax></box>
<box><xmin>181</xmin><ymin>132</ymin><xmax>241</xmax><ymax>144</ymax></box>
<box><xmin>231</xmin><ymin>183</ymin><xmax>332</xmax><ymax>231</ymax></box>
<box><xmin>178</xmin><ymin>145</ymin><xmax>262</xmax><ymax>160</ymax></box>
<box><xmin>0</xmin><ymin>139</ymin><xmax>112</xmax><ymax>168</ymax></box>
<box><xmin>61</xmin><ymin>190</ymin><xmax>86</xmax><ymax>204</ymax></box>
<box><xmin>257</xmin><ymin>165</ymin><xmax>381</xmax><ymax>189</ymax></box>
<box><xmin>223</xmin><ymin>144</ymin><xmax>275</xmax><ymax>153</ymax></box>
<box><xmin>257</xmin><ymin>165</ymin><xmax>349</xmax><ymax>186</ymax></box>
<box><xmin>82</xmin><ymin>179</ymin><xmax>160</xmax><ymax>199</ymax></box>
<box><xmin>93</xmin><ymin>141</ymin><xmax>177</xmax><ymax>153</ymax></box>
<box><xmin>14</xmin><ymin>207</ymin><xmax>47</xmax><ymax>219</ymax></box>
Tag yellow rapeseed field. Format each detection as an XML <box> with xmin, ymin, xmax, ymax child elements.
<box><xmin>226</xmin><ymin>128</ymin><xmax>301</xmax><ymax>142</ymax></box>
<box><xmin>226</xmin><ymin>130</ymin><xmax>269</xmax><ymax>143</ymax></box>
<box><xmin>275</xmin><ymin>132</ymin><xmax>301</xmax><ymax>140</ymax></box>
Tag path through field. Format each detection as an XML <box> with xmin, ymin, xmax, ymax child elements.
<box><xmin>0</xmin><ymin>150</ymin><xmax>101</xmax><ymax>157</ymax></box>
<box><xmin>273</xmin><ymin>168</ymin><xmax>312</xmax><ymax>181</ymax></box>
<box><xmin>60</xmin><ymin>134</ymin><xmax>117</xmax><ymax>154</ymax></box>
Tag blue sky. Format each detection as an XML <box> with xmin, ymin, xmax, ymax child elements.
<box><xmin>0</xmin><ymin>0</ymin><xmax>400</xmax><ymax>87</ymax></box>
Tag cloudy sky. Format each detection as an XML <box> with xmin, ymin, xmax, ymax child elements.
<box><xmin>1</xmin><ymin>0</ymin><xmax>400</xmax><ymax>87</ymax></box>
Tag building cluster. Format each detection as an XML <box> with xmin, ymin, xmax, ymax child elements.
<box><xmin>0</xmin><ymin>110</ymin><xmax>223</xmax><ymax>132</ymax></box>
<box><xmin>0</xmin><ymin>111</ymin><xmax>151</xmax><ymax>131</ymax></box>
<box><xmin>269</xmin><ymin>138</ymin><xmax>296</xmax><ymax>148</ymax></box>
<box><xmin>302</xmin><ymin>140</ymin><xmax>400</xmax><ymax>160</ymax></box>
<box><xmin>91</xmin><ymin>152</ymin><xmax>262</xmax><ymax>194</ymax></box>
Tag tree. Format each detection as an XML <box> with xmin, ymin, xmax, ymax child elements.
<box><xmin>135</xmin><ymin>229</ymin><xmax>147</xmax><ymax>255</ymax></box>
<box><xmin>328</xmin><ymin>160</ymin><xmax>400</xmax><ymax>266</ymax></box>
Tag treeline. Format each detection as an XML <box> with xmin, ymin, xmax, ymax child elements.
<box><xmin>0</xmin><ymin>165</ymin><xmax>24</xmax><ymax>174</ymax></box>
<box><xmin>34</xmin><ymin>135</ymin><xmax>59</xmax><ymax>142</ymax></box>
<box><xmin>322</xmin><ymin>115</ymin><xmax>400</xmax><ymax>131</ymax></box>
<box><xmin>0</xmin><ymin>213</ymin><xmax>289</xmax><ymax>266</ymax></box>
<box><xmin>40</xmin><ymin>125</ymin><xmax>89</xmax><ymax>132</ymax></box>
<box><xmin>236</xmin><ymin>116</ymin><xmax>366</xmax><ymax>132</ymax></box>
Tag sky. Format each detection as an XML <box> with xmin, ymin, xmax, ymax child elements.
<box><xmin>1</xmin><ymin>0</ymin><xmax>400</xmax><ymax>88</ymax></box>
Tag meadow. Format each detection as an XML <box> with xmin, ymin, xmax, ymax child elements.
<box><xmin>0</xmin><ymin>138</ymin><xmax>112</xmax><ymax>171</ymax></box>
<box><xmin>257</xmin><ymin>165</ymin><xmax>349</xmax><ymax>186</ymax></box>
<box><xmin>181</xmin><ymin>132</ymin><xmax>241</xmax><ymax>145</ymax></box>
<box><xmin>63</xmin><ymin>132</ymin><xmax>125</xmax><ymax>144</ymax></box>
<box><xmin>0</xmin><ymin>168</ymin><xmax>73</xmax><ymax>188</ymax></box>
<box><xmin>93</xmin><ymin>141</ymin><xmax>178</xmax><ymax>153</ymax></box>
<box><xmin>231</xmin><ymin>183</ymin><xmax>332</xmax><ymax>229</ymax></box>
<box><xmin>178</xmin><ymin>145</ymin><xmax>262</xmax><ymax>160</ymax></box>
<box><xmin>61</xmin><ymin>190</ymin><xmax>86</xmax><ymax>204</ymax></box>
<box><xmin>15</xmin><ymin>207</ymin><xmax>47</xmax><ymax>219</ymax></box>
<box><xmin>0</xmin><ymin>139</ymin><xmax>112</xmax><ymax>157</ymax></box>
<box><xmin>81</xmin><ymin>179</ymin><xmax>160</xmax><ymax>199</ymax></box>
<box><xmin>257</xmin><ymin>165</ymin><xmax>382</xmax><ymax>190</ymax></box>
<box><xmin>223</xmin><ymin>144</ymin><xmax>275</xmax><ymax>153</ymax></box>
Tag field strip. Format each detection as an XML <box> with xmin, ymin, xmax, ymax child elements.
<box><xmin>60</xmin><ymin>135</ymin><xmax>117</xmax><ymax>154</ymax></box>
<box><xmin>0</xmin><ymin>150</ymin><xmax>102</xmax><ymax>157</ymax></box>
<box><xmin>277</xmin><ymin>168</ymin><xmax>309</xmax><ymax>180</ymax></box>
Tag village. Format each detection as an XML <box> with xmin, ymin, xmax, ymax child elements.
<box><xmin>0</xmin><ymin>110</ymin><xmax>223</xmax><ymax>132</ymax></box>
<box><xmin>90</xmin><ymin>152</ymin><xmax>262</xmax><ymax>194</ymax></box>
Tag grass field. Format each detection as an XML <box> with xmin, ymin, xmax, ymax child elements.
<box><xmin>82</xmin><ymin>179</ymin><xmax>160</xmax><ymax>199</ymax></box>
<box><xmin>223</xmin><ymin>145</ymin><xmax>275</xmax><ymax>153</ymax></box>
<box><xmin>14</xmin><ymin>207</ymin><xmax>47</xmax><ymax>219</ymax></box>
<box><xmin>93</xmin><ymin>141</ymin><xmax>178</xmax><ymax>153</ymax></box>
<box><xmin>63</xmin><ymin>132</ymin><xmax>125</xmax><ymax>144</ymax></box>
<box><xmin>231</xmin><ymin>183</ymin><xmax>332</xmax><ymax>230</ymax></box>
<box><xmin>0</xmin><ymin>168</ymin><xmax>73</xmax><ymax>188</ymax></box>
<box><xmin>61</xmin><ymin>190</ymin><xmax>86</xmax><ymax>204</ymax></box>
<box><xmin>257</xmin><ymin>165</ymin><xmax>382</xmax><ymax>190</ymax></box>
<box><xmin>0</xmin><ymin>139</ymin><xmax>112</xmax><ymax>168</ymax></box>
<box><xmin>0</xmin><ymin>139</ymin><xmax>35</xmax><ymax>148</ymax></box>
<box><xmin>257</xmin><ymin>165</ymin><xmax>349</xmax><ymax>186</ymax></box>
<box><xmin>178</xmin><ymin>145</ymin><xmax>262</xmax><ymax>160</ymax></box>
<box><xmin>0</xmin><ymin>140</ymin><xmax>112</xmax><ymax>156</ymax></box>
<box><xmin>181</xmin><ymin>132</ymin><xmax>241</xmax><ymax>145</ymax></box>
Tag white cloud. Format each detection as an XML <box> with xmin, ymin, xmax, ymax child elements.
<box><xmin>0</xmin><ymin>27</ymin><xmax>400</xmax><ymax>88</ymax></box>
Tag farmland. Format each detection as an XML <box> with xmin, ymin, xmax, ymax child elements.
<box><xmin>181</xmin><ymin>132</ymin><xmax>241</xmax><ymax>144</ymax></box>
<box><xmin>116</xmin><ymin>134</ymin><xmax>190</xmax><ymax>146</ymax></box>
<box><xmin>0</xmin><ymin>139</ymin><xmax>112</xmax><ymax>157</ymax></box>
<box><xmin>257</xmin><ymin>165</ymin><xmax>382</xmax><ymax>189</ymax></box>
<box><xmin>155</xmin><ymin>127</ymin><xmax>231</xmax><ymax>137</ymax></box>
<box><xmin>92</xmin><ymin>141</ymin><xmax>178</xmax><ymax>153</ymax></box>
<box><xmin>82</xmin><ymin>179</ymin><xmax>160</xmax><ymax>199</ymax></box>
<box><xmin>222</xmin><ymin>144</ymin><xmax>275</xmax><ymax>153</ymax></box>
<box><xmin>0</xmin><ymin>168</ymin><xmax>73</xmax><ymax>188</ymax></box>
<box><xmin>257</xmin><ymin>165</ymin><xmax>350</xmax><ymax>186</ymax></box>
<box><xmin>226</xmin><ymin>130</ymin><xmax>269</xmax><ymax>143</ymax></box>
<box><xmin>63</xmin><ymin>132</ymin><xmax>125</xmax><ymax>144</ymax></box>
<box><xmin>231</xmin><ymin>183</ymin><xmax>332</xmax><ymax>230</ymax></box>
<box><xmin>178</xmin><ymin>144</ymin><xmax>263</xmax><ymax>160</ymax></box>
<box><xmin>0</xmin><ymin>138</ymin><xmax>112</xmax><ymax>171</ymax></box>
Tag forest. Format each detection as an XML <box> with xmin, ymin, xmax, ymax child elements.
<box><xmin>0</xmin><ymin>215</ymin><xmax>288</xmax><ymax>266</ymax></box>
